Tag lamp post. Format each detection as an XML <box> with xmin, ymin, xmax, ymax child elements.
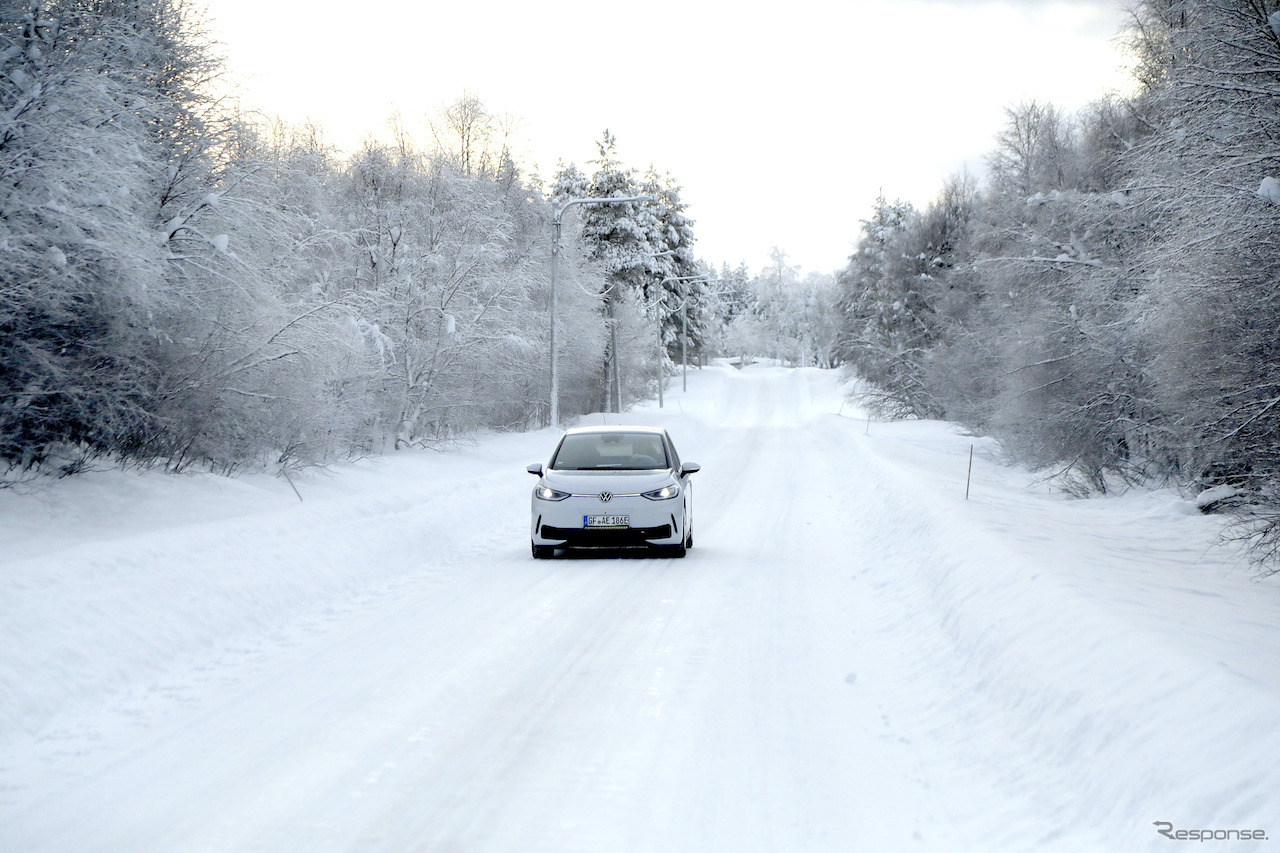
<box><xmin>654</xmin><ymin>276</ymin><xmax>729</xmax><ymax>399</ymax></box>
<box><xmin>549</xmin><ymin>195</ymin><xmax>652</xmax><ymax>429</ymax></box>
<box><xmin>637</xmin><ymin>285</ymin><xmax>676</xmax><ymax>410</ymax></box>
<box><xmin>654</xmin><ymin>275</ymin><xmax>700</xmax><ymax>407</ymax></box>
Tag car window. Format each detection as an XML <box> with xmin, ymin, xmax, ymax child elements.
<box><xmin>551</xmin><ymin>432</ymin><xmax>670</xmax><ymax>470</ymax></box>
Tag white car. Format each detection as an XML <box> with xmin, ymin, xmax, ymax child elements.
<box><xmin>527</xmin><ymin>425</ymin><xmax>700</xmax><ymax>558</ymax></box>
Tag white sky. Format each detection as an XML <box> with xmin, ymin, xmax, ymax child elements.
<box><xmin>205</xmin><ymin>0</ymin><xmax>1135</xmax><ymax>275</ymax></box>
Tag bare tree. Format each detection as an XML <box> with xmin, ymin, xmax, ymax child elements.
<box><xmin>987</xmin><ymin>100</ymin><xmax>1078</xmax><ymax>198</ymax></box>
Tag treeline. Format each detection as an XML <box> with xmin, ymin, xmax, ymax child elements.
<box><xmin>713</xmin><ymin>250</ymin><xmax>840</xmax><ymax>370</ymax></box>
<box><xmin>835</xmin><ymin>0</ymin><xmax>1280</xmax><ymax>558</ymax></box>
<box><xmin>0</xmin><ymin>0</ymin><xmax>722</xmax><ymax>475</ymax></box>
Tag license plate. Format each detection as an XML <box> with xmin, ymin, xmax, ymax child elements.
<box><xmin>585</xmin><ymin>515</ymin><xmax>629</xmax><ymax>528</ymax></box>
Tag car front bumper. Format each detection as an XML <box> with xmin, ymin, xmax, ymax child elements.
<box><xmin>531</xmin><ymin>495</ymin><xmax>685</xmax><ymax>548</ymax></box>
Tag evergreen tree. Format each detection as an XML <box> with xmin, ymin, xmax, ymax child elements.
<box><xmin>552</xmin><ymin>131</ymin><xmax>665</xmax><ymax>412</ymax></box>
<box><xmin>835</xmin><ymin>195</ymin><xmax>945</xmax><ymax>417</ymax></box>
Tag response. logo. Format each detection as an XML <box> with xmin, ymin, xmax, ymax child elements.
<box><xmin>1154</xmin><ymin>821</ymin><xmax>1269</xmax><ymax>841</ymax></box>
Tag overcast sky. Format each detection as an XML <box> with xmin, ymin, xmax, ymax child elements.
<box><xmin>206</xmin><ymin>0</ymin><xmax>1135</xmax><ymax>275</ymax></box>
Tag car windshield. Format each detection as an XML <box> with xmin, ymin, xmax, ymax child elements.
<box><xmin>551</xmin><ymin>432</ymin><xmax>670</xmax><ymax>471</ymax></box>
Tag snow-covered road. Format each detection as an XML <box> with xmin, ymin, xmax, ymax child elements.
<box><xmin>3</xmin><ymin>365</ymin><xmax>1278</xmax><ymax>851</ymax></box>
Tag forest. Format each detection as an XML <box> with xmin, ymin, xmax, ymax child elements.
<box><xmin>834</xmin><ymin>0</ymin><xmax>1280</xmax><ymax>566</ymax></box>
<box><xmin>0</xmin><ymin>0</ymin><xmax>834</xmax><ymax>479</ymax></box>
<box><xmin>4</xmin><ymin>0</ymin><xmax>1280</xmax><ymax>563</ymax></box>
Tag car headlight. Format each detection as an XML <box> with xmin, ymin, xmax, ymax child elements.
<box><xmin>535</xmin><ymin>484</ymin><xmax>571</xmax><ymax>501</ymax></box>
<box><xmin>642</xmin><ymin>483</ymin><xmax>681</xmax><ymax>500</ymax></box>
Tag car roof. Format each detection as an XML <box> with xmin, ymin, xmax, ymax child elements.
<box><xmin>565</xmin><ymin>425</ymin><xmax>670</xmax><ymax>438</ymax></box>
<box><xmin>562</xmin><ymin>425</ymin><xmax>667</xmax><ymax>436</ymax></box>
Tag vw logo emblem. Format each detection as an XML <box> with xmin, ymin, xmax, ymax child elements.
<box><xmin>598</xmin><ymin>491</ymin><xmax>613</xmax><ymax>502</ymax></box>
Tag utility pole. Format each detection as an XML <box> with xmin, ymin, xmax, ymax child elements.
<box><xmin>655</xmin><ymin>276</ymin><xmax>730</xmax><ymax>399</ymax></box>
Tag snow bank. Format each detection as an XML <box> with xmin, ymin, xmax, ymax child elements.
<box><xmin>1257</xmin><ymin>176</ymin><xmax>1280</xmax><ymax>206</ymax></box>
<box><xmin>0</xmin><ymin>431</ymin><xmax>552</xmax><ymax>739</ymax></box>
<box><xmin>847</xmin><ymin>415</ymin><xmax>1280</xmax><ymax>842</ymax></box>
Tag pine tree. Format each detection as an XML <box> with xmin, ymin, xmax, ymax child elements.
<box><xmin>835</xmin><ymin>195</ymin><xmax>945</xmax><ymax>417</ymax></box>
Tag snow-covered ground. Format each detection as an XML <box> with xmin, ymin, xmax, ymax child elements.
<box><xmin>2</xmin><ymin>363</ymin><xmax>1277</xmax><ymax>851</ymax></box>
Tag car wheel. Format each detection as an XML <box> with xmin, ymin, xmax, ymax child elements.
<box><xmin>532</xmin><ymin>543</ymin><xmax>554</xmax><ymax>559</ymax></box>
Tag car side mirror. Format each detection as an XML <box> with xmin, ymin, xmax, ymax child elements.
<box><xmin>527</xmin><ymin>463</ymin><xmax>544</xmax><ymax>476</ymax></box>
<box><xmin>680</xmin><ymin>462</ymin><xmax>701</xmax><ymax>476</ymax></box>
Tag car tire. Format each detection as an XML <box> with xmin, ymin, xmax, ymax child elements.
<box><xmin>532</xmin><ymin>543</ymin><xmax>554</xmax><ymax>559</ymax></box>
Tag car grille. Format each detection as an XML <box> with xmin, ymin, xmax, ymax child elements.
<box><xmin>541</xmin><ymin>524</ymin><xmax>673</xmax><ymax>546</ymax></box>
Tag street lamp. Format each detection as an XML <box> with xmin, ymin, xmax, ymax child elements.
<box><xmin>654</xmin><ymin>276</ymin><xmax>729</xmax><ymax>399</ymax></box>
<box><xmin>549</xmin><ymin>195</ymin><xmax>652</xmax><ymax>430</ymax></box>
<box><xmin>653</xmin><ymin>275</ymin><xmax>701</xmax><ymax>407</ymax></box>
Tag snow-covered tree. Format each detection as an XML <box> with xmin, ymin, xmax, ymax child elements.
<box><xmin>428</xmin><ymin>91</ymin><xmax>521</xmax><ymax>184</ymax></box>
<box><xmin>638</xmin><ymin>167</ymin><xmax>702</xmax><ymax>361</ymax></box>
<box><xmin>0</xmin><ymin>0</ymin><xmax>229</xmax><ymax>468</ymax></box>
<box><xmin>835</xmin><ymin>195</ymin><xmax>948</xmax><ymax>417</ymax></box>
<box><xmin>552</xmin><ymin>131</ymin><xmax>669</xmax><ymax>412</ymax></box>
<box><xmin>337</xmin><ymin>126</ymin><xmax>553</xmax><ymax>446</ymax></box>
<box><xmin>1126</xmin><ymin>0</ymin><xmax>1280</xmax><ymax>505</ymax></box>
<box><xmin>987</xmin><ymin>100</ymin><xmax>1078</xmax><ymax>198</ymax></box>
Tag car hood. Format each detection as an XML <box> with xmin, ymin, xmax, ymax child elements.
<box><xmin>543</xmin><ymin>469</ymin><xmax>676</xmax><ymax>495</ymax></box>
